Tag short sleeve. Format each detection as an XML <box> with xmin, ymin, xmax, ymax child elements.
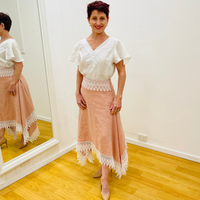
<box><xmin>68</xmin><ymin>42</ymin><xmax>81</xmax><ymax>66</ymax></box>
<box><xmin>6</xmin><ymin>40</ymin><xmax>24</xmax><ymax>62</ymax></box>
<box><xmin>113</xmin><ymin>40</ymin><xmax>131</xmax><ymax>65</ymax></box>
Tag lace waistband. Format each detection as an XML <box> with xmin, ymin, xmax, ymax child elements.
<box><xmin>0</xmin><ymin>67</ymin><xmax>15</xmax><ymax>77</ymax></box>
<box><xmin>82</xmin><ymin>77</ymin><xmax>111</xmax><ymax>91</ymax></box>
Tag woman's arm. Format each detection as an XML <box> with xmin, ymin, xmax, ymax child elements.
<box><xmin>7</xmin><ymin>61</ymin><xmax>23</xmax><ymax>96</ymax></box>
<box><xmin>110</xmin><ymin>60</ymin><xmax>126</xmax><ymax>115</ymax></box>
<box><xmin>75</xmin><ymin>68</ymin><xmax>87</xmax><ymax>110</ymax></box>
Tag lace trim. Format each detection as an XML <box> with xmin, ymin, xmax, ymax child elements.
<box><xmin>82</xmin><ymin>77</ymin><xmax>111</xmax><ymax>91</ymax></box>
<box><xmin>29</xmin><ymin>127</ymin><xmax>40</xmax><ymax>142</ymax></box>
<box><xmin>5</xmin><ymin>124</ymin><xmax>22</xmax><ymax>140</ymax></box>
<box><xmin>23</xmin><ymin>111</ymin><xmax>39</xmax><ymax>144</ymax></box>
<box><xmin>0</xmin><ymin>110</ymin><xmax>40</xmax><ymax>144</ymax></box>
<box><xmin>76</xmin><ymin>141</ymin><xmax>128</xmax><ymax>179</ymax></box>
<box><xmin>0</xmin><ymin>67</ymin><xmax>15</xmax><ymax>77</ymax></box>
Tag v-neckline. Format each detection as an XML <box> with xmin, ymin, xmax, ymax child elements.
<box><xmin>85</xmin><ymin>37</ymin><xmax>110</xmax><ymax>52</ymax></box>
<box><xmin>0</xmin><ymin>38</ymin><xmax>13</xmax><ymax>46</ymax></box>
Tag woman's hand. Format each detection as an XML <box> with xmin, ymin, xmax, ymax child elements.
<box><xmin>7</xmin><ymin>81</ymin><xmax>16</xmax><ymax>96</ymax></box>
<box><xmin>110</xmin><ymin>95</ymin><xmax>122</xmax><ymax>115</ymax></box>
<box><xmin>7</xmin><ymin>61</ymin><xmax>23</xmax><ymax>96</ymax></box>
<box><xmin>76</xmin><ymin>92</ymin><xmax>87</xmax><ymax>110</ymax></box>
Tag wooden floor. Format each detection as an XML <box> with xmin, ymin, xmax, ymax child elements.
<box><xmin>0</xmin><ymin>143</ymin><xmax>200</xmax><ymax>200</ymax></box>
<box><xmin>1</xmin><ymin>120</ymin><xmax>53</xmax><ymax>163</ymax></box>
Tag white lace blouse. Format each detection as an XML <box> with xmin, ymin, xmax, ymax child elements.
<box><xmin>0</xmin><ymin>39</ymin><xmax>24</xmax><ymax>77</ymax></box>
<box><xmin>69</xmin><ymin>37</ymin><xmax>131</xmax><ymax>80</ymax></box>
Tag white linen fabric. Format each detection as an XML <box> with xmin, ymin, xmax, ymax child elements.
<box><xmin>69</xmin><ymin>37</ymin><xmax>131</xmax><ymax>80</ymax></box>
<box><xmin>0</xmin><ymin>39</ymin><xmax>24</xmax><ymax>70</ymax></box>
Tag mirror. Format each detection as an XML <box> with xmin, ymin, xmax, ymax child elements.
<box><xmin>0</xmin><ymin>0</ymin><xmax>53</xmax><ymax>164</ymax></box>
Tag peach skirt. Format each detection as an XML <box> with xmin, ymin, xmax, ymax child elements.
<box><xmin>0</xmin><ymin>72</ymin><xmax>40</xmax><ymax>145</ymax></box>
<box><xmin>76</xmin><ymin>77</ymin><xmax>128</xmax><ymax>179</ymax></box>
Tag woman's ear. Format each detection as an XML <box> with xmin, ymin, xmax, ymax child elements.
<box><xmin>87</xmin><ymin>17</ymin><xmax>90</xmax><ymax>25</ymax></box>
<box><xmin>0</xmin><ymin>23</ymin><xmax>5</xmax><ymax>29</ymax></box>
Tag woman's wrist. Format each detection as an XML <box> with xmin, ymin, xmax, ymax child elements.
<box><xmin>75</xmin><ymin>91</ymin><xmax>81</xmax><ymax>96</ymax></box>
<box><xmin>115</xmin><ymin>94</ymin><xmax>122</xmax><ymax>99</ymax></box>
<box><xmin>10</xmin><ymin>79</ymin><xmax>17</xmax><ymax>85</ymax></box>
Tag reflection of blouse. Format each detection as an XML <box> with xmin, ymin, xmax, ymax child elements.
<box><xmin>0</xmin><ymin>39</ymin><xmax>24</xmax><ymax>77</ymax></box>
<box><xmin>69</xmin><ymin>37</ymin><xmax>131</xmax><ymax>80</ymax></box>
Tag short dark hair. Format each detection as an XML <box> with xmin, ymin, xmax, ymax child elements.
<box><xmin>87</xmin><ymin>1</ymin><xmax>110</xmax><ymax>19</ymax></box>
<box><xmin>0</xmin><ymin>12</ymin><xmax>12</xmax><ymax>31</ymax></box>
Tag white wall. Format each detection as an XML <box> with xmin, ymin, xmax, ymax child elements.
<box><xmin>1</xmin><ymin>0</ymin><xmax>51</xmax><ymax>121</ymax></box>
<box><xmin>115</xmin><ymin>0</ymin><xmax>200</xmax><ymax>157</ymax></box>
<box><xmin>49</xmin><ymin>0</ymin><xmax>200</xmax><ymax>158</ymax></box>
<box><xmin>1</xmin><ymin>0</ymin><xmax>24</xmax><ymax>52</ymax></box>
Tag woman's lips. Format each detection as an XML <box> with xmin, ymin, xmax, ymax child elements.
<box><xmin>95</xmin><ymin>26</ymin><xmax>102</xmax><ymax>29</ymax></box>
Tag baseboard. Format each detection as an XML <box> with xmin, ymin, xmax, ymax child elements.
<box><xmin>37</xmin><ymin>115</ymin><xmax>52</xmax><ymax>122</ymax></box>
<box><xmin>126</xmin><ymin>137</ymin><xmax>200</xmax><ymax>163</ymax></box>
<box><xmin>0</xmin><ymin>142</ymin><xmax>76</xmax><ymax>190</ymax></box>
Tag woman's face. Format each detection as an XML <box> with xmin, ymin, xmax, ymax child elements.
<box><xmin>87</xmin><ymin>10</ymin><xmax>109</xmax><ymax>34</ymax></box>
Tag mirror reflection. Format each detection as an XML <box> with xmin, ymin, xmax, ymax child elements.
<box><xmin>0</xmin><ymin>0</ymin><xmax>53</xmax><ymax>163</ymax></box>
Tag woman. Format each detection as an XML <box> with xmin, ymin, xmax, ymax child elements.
<box><xmin>69</xmin><ymin>1</ymin><xmax>131</xmax><ymax>199</ymax></box>
<box><xmin>0</xmin><ymin>13</ymin><xmax>40</xmax><ymax>149</ymax></box>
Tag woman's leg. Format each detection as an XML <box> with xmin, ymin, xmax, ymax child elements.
<box><xmin>0</xmin><ymin>128</ymin><xmax>5</xmax><ymax>142</ymax></box>
<box><xmin>20</xmin><ymin>134</ymin><xmax>24</xmax><ymax>145</ymax></box>
<box><xmin>81</xmin><ymin>148</ymin><xmax>92</xmax><ymax>156</ymax></box>
<box><xmin>101</xmin><ymin>164</ymin><xmax>109</xmax><ymax>195</ymax></box>
<box><xmin>99</xmin><ymin>165</ymin><xmax>102</xmax><ymax>174</ymax></box>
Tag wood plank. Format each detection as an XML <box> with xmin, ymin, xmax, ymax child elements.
<box><xmin>1</xmin><ymin>143</ymin><xmax>200</xmax><ymax>200</ymax></box>
<box><xmin>1</xmin><ymin>120</ymin><xmax>53</xmax><ymax>163</ymax></box>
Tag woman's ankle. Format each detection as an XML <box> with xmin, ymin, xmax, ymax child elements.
<box><xmin>99</xmin><ymin>165</ymin><xmax>102</xmax><ymax>174</ymax></box>
<box><xmin>101</xmin><ymin>176</ymin><xmax>108</xmax><ymax>182</ymax></box>
<box><xmin>0</xmin><ymin>129</ymin><xmax>5</xmax><ymax>140</ymax></box>
<box><xmin>101</xmin><ymin>179</ymin><xmax>109</xmax><ymax>194</ymax></box>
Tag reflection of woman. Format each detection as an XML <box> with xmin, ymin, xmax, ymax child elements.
<box><xmin>69</xmin><ymin>1</ymin><xmax>131</xmax><ymax>199</ymax></box>
<box><xmin>0</xmin><ymin>13</ymin><xmax>40</xmax><ymax>149</ymax></box>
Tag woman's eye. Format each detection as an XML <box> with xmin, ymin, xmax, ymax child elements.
<box><xmin>100</xmin><ymin>18</ymin><xmax>105</xmax><ymax>20</ymax></box>
<box><xmin>93</xmin><ymin>17</ymin><xmax>97</xmax><ymax>20</ymax></box>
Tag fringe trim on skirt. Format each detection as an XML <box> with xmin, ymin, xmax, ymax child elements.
<box><xmin>0</xmin><ymin>110</ymin><xmax>40</xmax><ymax>145</ymax></box>
<box><xmin>76</xmin><ymin>141</ymin><xmax>128</xmax><ymax>179</ymax></box>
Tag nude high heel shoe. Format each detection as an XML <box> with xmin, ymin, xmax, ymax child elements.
<box><xmin>19</xmin><ymin>142</ymin><xmax>28</xmax><ymax>149</ymax></box>
<box><xmin>93</xmin><ymin>169</ymin><xmax>112</xmax><ymax>178</ymax></box>
<box><xmin>0</xmin><ymin>137</ymin><xmax>8</xmax><ymax>148</ymax></box>
<box><xmin>100</xmin><ymin>178</ymin><xmax>110</xmax><ymax>200</ymax></box>
<box><xmin>93</xmin><ymin>170</ymin><xmax>102</xmax><ymax>178</ymax></box>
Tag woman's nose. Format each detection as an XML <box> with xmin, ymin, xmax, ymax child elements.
<box><xmin>96</xmin><ymin>20</ymin><xmax>101</xmax><ymax>25</ymax></box>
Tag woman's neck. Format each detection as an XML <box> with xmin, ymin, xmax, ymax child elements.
<box><xmin>0</xmin><ymin>31</ymin><xmax>12</xmax><ymax>42</ymax></box>
<box><xmin>89</xmin><ymin>31</ymin><xmax>108</xmax><ymax>40</ymax></box>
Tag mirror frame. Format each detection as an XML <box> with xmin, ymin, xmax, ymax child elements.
<box><xmin>0</xmin><ymin>0</ymin><xmax>60</xmax><ymax>175</ymax></box>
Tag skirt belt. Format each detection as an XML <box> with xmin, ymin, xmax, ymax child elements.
<box><xmin>82</xmin><ymin>76</ymin><xmax>111</xmax><ymax>91</ymax></box>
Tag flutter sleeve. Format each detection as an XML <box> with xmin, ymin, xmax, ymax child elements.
<box><xmin>68</xmin><ymin>42</ymin><xmax>81</xmax><ymax>66</ymax></box>
<box><xmin>6</xmin><ymin>39</ymin><xmax>24</xmax><ymax>62</ymax></box>
<box><xmin>113</xmin><ymin>39</ymin><xmax>131</xmax><ymax>65</ymax></box>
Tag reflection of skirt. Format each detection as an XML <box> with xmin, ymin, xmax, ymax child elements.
<box><xmin>0</xmin><ymin>73</ymin><xmax>40</xmax><ymax>145</ymax></box>
<box><xmin>76</xmin><ymin>77</ymin><xmax>128</xmax><ymax>179</ymax></box>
